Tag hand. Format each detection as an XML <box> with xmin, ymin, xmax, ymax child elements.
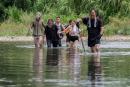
<box><xmin>100</xmin><ymin>27</ymin><xmax>104</xmax><ymax>36</ymax></box>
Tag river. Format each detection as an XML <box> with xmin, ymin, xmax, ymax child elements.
<box><xmin>0</xmin><ymin>41</ymin><xmax>130</xmax><ymax>87</ymax></box>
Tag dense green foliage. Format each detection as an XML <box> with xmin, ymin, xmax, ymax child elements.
<box><xmin>0</xmin><ymin>0</ymin><xmax>130</xmax><ymax>36</ymax></box>
<box><xmin>0</xmin><ymin>0</ymin><xmax>130</xmax><ymax>21</ymax></box>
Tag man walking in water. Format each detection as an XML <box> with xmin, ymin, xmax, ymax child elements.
<box><xmin>30</xmin><ymin>12</ymin><xmax>45</xmax><ymax>48</ymax></box>
<box><xmin>55</xmin><ymin>17</ymin><xmax>64</xmax><ymax>47</ymax></box>
<box><xmin>81</xmin><ymin>10</ymin><xmax>104</xmax><ymax>53</ymax></box>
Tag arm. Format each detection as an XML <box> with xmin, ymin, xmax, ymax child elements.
<box><xmin>99</xmin><ymin>19</ymin><xmax>104</xmax><ymax>35</ymax></box>
<box><xmin>76</xmin><ymin>21</ymin><xmax>80</xmax><ymax>29</ymax></box>
<box><xmin>61</xmin><ymin>24</ymin><xmax>65</xmax><ymax>31</ymax></box>
<box><xmin>63</xmin><ymin>25</ymin><xmax>72</xmax><ymax>34</ymax></box>
<box><xmin>100</xmin><ymin>27</ymin><xmax>104</xmax><ymax>35</ymax></box>
<box><xmin>76</xmin><ymin>17</ymin><xmax>88</xmax><ymax>25</ymax></box>
<box><xmin>30</xmin><ymin>22</ymin><xmax>34</xmax><ymax>30</ymax></box>
<box><xmin>44</xmin><ymin>26</ymin><xmax>47</xmax><ymax>35</ymax></box>
<box><xmin>27</xmin><ymin>22</ymin><xmax>33</xmax><ymax>36</ymax></box>
<box><xmin>41</xmin><ymin>21</ymin><xmax>45</xmax><ymax>35</ymax></box>
<box><xmin>42</xmin><ymin>21</ymin><xmax>46</xmax><ymax>28</ymax></box>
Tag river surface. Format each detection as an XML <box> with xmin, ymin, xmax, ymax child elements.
<box><xmin>0</xmin><ymin>41</ymin><xmax>130</xmax><ymax>87</ymax></box>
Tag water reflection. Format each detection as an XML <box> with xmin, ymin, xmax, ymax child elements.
<box><xmin>62</xmin><ymin>48</ymin><xmax>81</xmax><ymax>86</ymax></box>
<box><xmin>32</xmin><ymin>47</ymin><xmax>43</xmax><ymax>87</ymax></box>
<box><xmin>88</xmin><ymin>53</ymin><xmax>103</xmax><ymax>87</ymax></box>
<box><xmin>44</xmin><ymin>48</ymin><xmax>81</xmax><ymax>86</ymax></box>
<box><xmin>67</xmin><ymin>48</ymin><xmax>81</xmax><ymax>82</ymax></box>
<box><xmin>44</xmin><ymin>48</ymin><xmax>60</xmax><ymax>84</ymax></box>
<box><xmin>0</xmin><ymin>42</ymin><xmax>130</xmax><ymax>87</ymax></box>
<box><xmin>46</xmin><ymin>48</ymin><xmax>59</xmax><ymax>66</ymax></box>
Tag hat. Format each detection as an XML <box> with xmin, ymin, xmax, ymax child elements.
<box><xmin>36</xmin><ymin>12</ymin><xmax>42</xmax><ymax>18</ymax></box>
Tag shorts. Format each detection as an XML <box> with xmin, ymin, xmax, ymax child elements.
<box><xmin>69</xmin><ymin>36</ymin><xmax>79</xmax><ymax>42</ymax></box>
<box><xmin>88</xmin><ymin>38</ymin><xmax>100</xmax><ymax>47</ymax></box>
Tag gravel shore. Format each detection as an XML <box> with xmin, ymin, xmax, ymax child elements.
<box><xmin>0</xmin><ymin>35</ymin><xmax>130</xmax><ymax>42</ymax></box>
<box><xmin>0</xmin><ymin>36</ymin><xmax>33</xmax><ymax>42</ymax></box>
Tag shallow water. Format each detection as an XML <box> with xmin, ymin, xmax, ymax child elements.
<box><xmin>0</xmin><ymin>41</ymin><xmax>130</xmax><ymax>87</ymax></box>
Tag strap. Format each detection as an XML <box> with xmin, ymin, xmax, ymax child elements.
<box><xmin>88</xmin><ymin>17</ymin><xmax>97</xmax><ymax>28</ymax></box>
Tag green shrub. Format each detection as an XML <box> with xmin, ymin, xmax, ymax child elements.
<box><xmin>7</xmin><ymin>6</ymin><xmax>22</xmax><ymax>22</ymax></box>
<box><xmin>104</xmin><ymin>17</ymin><xmax>130</xmax><ymax>36</ymax></box>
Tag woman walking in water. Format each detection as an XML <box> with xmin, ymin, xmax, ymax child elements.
<box><xmin>64</xmin><ymin>20</ymin><xmax>80</xmax><ymax>48</ymax></box>
<box><xmin>44</xmin><ymin>19</ymin><xmax>59</xmax><ymax>48</ymax></box>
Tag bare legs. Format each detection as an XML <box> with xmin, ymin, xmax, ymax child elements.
<box><xmin>69</xmin><ymin>40</ymin><xmax>78</xmax><ymax>48</ymax></box>
<box><xmin>34</xmin><ymin>36</ymin><xmax>43</xmax><ymax>48</ymax></box>
<box><xmin>90</xmin><ymin>44</ymin><xmax>100</xmax><ymax>54</ymax></box>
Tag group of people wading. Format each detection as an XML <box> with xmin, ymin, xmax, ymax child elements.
<box><xmin>30</xmin><ymin>10</ymin><xmax>104</xmax><ymax>53</ymax></box>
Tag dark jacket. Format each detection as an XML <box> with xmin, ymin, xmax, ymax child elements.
<box><xmin>45</xmin><ymin>25</ymin><xmax>59</xmax><ymax>41</ymax></box>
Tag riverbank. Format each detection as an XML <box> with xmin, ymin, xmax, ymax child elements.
<box><xmin>0</xmin><ymin>35</ymin><xmax>130</xmax><ymax>42</ymax></box>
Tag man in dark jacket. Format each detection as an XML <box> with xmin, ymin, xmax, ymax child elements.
<box><xmin>55</xmin><ymin>17</ymin><xmax>64</xmax><ymax>47</ymax></box>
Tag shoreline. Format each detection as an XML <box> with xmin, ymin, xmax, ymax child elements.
<box><xmin>0</xmin><ymin>35</ymin><xmax>130</xmax><ymax>42</ymax></box>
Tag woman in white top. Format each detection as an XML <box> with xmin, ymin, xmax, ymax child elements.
<box><xmin>66</xmin><ymin>20</ymin><xmax>80</xmax><ymax>48</ymax></box>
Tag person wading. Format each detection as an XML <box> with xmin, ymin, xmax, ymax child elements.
<box><xmin>81</xmin><ymin>10</ymin><xmax>104</xmax><ymax>53</ymax></box>
<box><xmin>63</xmin><ymin>21</ymin><xmax>71</xmax><ymax>47</ymax></box>
<box><xmin>55</xmin><ymin>17</ymin><xmax>65</xmax><ymax>47</ymax></box>
<box><xmin>30</xmin><ymin>12</ymin><xmax>45</xmax><ymax>48</ymax></box>
<box><xmin>64</xmin><ymin>20</ymin><xmax>80</xmax><ymax>48</ymax></box>
<box><xmin>45</xmin><ymin>19</ymin><xmax>59</xmax><ymax>48</ymax></box>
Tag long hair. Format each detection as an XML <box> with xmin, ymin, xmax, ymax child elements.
<box><xmin>47</xmin><ymin>19</ymin><xmax>54</xmax><ymax>25</ymax></box>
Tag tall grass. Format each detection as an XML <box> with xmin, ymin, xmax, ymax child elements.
<box><xmin>0</xmin><ymin>3</ymin><xmax>130</xmax><ymax>36</ymax></box>
<box><xmin>0</xmin><ymin>10</ymin><xmax>34</xmax><ymax>36</ymax></box>
<box><xmin>0</xmin><ymin>21</ymin><xmax>28</xmax><ymax>36</ymax></box>
<box><xmin>0</xmin><ymin>12</ymin><xmax>130</xmax><ymax>36</ymax></box>
<box><xmin>104</xmin><ymin>17</ymin><xmax>130</xmax><ymax>36</ymax></box>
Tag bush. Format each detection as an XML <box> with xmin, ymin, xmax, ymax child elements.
<box><xmin>104</xmin><ymin>17</ymin><xmax>130</xmax><ymax>36</ymax></box>
<box><xmin>7</xmin><ymin>6</ymin><xmax>22</xmax><ymax>22</ymax></box>
<box><xmin>14</xmin><ymin>0</ymin><xmax>31</xmax><ymax>11</ymax></box>
<box><xmin>0</xmin><ymin>4</ymin><xmax>7</xmax><ymax>22</ymax></box>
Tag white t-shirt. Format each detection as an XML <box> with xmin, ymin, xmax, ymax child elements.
<box><xmin>69</xmin><ymin>25</ymin><xmax>79</xmax><ymax>36</ymax></box>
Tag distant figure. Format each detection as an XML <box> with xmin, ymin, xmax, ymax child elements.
<box><xmin>55</xmin><ymin>17</ymin><xmax>65</xmax><ymax>47</ymax></box>
<box><xmin>30</xmin><ymin>12</ymin><xmax>45</xmax><ymax>48</ymax></box>
<box><xmin>45</xmin><ymin>19</ymin><xmax>59</xmax><ymax>47</ymax></box>
<box><xmin>64</xmin><ymin>20</ymin><xmax>80</xmax><ymax>48</ymax></box>
<box><xmin>81</xmin><ymin>10</ymin><xmax>104</xmax><ymax>53</ymax></box>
